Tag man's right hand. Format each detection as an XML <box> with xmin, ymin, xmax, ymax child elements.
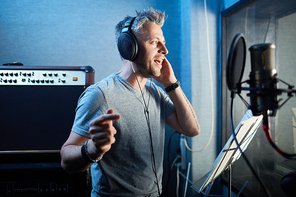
<box><xmin>87</xmin><ymin>109</ymin><xmax>121</xmax><ymax>159</ymax></box>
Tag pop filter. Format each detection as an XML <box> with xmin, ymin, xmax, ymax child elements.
<box><xmin>226</xmin><ymin>33</ymin><xmax>246</xmax><ymax>92</ymax></box>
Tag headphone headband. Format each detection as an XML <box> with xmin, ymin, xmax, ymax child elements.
<box><xmin>122</xmin><ymin>17</ymin><xmax>136</xmax><ymax>34</ymax></box>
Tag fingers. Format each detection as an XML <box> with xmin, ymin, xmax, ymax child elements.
<box><xmin>90</xmin><ymin>126</ymin><xmax>116</xmax><ymax>147</ymax></box>
<box><xmin>89</xmin><ymin>109</ymin><xmax>120</xmax><ymax>127</ymax></box>
<box><xmin>162</xmin><ymin>57</ymin><xmax>170</xmax><ymax>66</ymax></box>
<box><xmin>106</xmin><ymin>108</ymin><xmax>115</xmax><ymax>114</ymax></box>
<box><xmin>89</xmin><ymin>109</ymin><xmax>120</xmax><ymax>136</ymax></box>
<box><xmin>88</xmin><ymin>109</ymin><xmax>120</xmax><ymax>154</ymax></box>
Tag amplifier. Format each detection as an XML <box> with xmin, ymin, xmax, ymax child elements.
<box><xmin>0</xmin><ymin>65</ymin><xmax>94</xmax><ymax>196</ymax></box>
<box><xmin>0</xmin><ymin>65</ymin><xmax>94</xmax><ymax>156</ymax></box>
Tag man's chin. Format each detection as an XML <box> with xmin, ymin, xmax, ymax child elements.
<box><xmin>152</xmin><ymin>72</ymin><xmax>161</xmax><ymax>78</ymax></box>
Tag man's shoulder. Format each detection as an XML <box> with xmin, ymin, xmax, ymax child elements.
<box><xmin>92</xmin><ymin>73</ymin><xmax>118</xmax><ymax>90</ymax></box>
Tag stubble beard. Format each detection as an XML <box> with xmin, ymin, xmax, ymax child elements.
<box><xmin>134</xmin><ymin>56</ymin><xmax>160</xmax><ymax>78</ymax></box>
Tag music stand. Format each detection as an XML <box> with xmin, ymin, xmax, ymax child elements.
<box><xmin>192</xmin><ymin>110</ymin><xmax>263</xmax><ymax>196</ymax></box>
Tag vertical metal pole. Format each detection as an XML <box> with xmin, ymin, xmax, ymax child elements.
<box><xmin>228</xmin><ymin>164</ymin><xmax>232</xmax><ymax>197</ymax></box>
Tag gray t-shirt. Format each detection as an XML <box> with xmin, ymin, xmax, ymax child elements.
<box><xmin>71</xmin><ymin>73</ymin><xmax>175</xmax><ymax>197</ymax></box>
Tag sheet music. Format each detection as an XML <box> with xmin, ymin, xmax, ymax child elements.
<box><xmin>192</xmin><ymin>110</ymin><xmax>263</xmax><ymax>193</ymax></box>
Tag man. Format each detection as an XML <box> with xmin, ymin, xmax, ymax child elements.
<box><xmin>60</xmin><ymin>8</ymin><xmax>200</xmax><ymax>197</ymax></box>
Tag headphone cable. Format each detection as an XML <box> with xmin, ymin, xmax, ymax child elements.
<box><xmin>130</xmin><ymin>61</ymin><xmax>161</xmax><ymax>196</ymax></box>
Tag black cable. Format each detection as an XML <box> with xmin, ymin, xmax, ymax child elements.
<box><xmin>132</xmin><ymin>65</ymin><xmax>161</xmax><ymax>196</ymax></box>
<box><xmin>144</xmin><ymin>108</ymin><xmax>161</xmax><ymax>196</ymax></box>
<box><xmin>230</xmin><ymin>96</ymin><xmax>270</xmax><ymax>197</ymax></box>
<box><xmin>262</xmin><ymin>116</ymin><xmax>296</xmax><ymax>160</ymax></box>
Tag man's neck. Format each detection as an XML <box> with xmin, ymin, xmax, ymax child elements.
<box><xmin>118</xmin><ymin>60</ymin><xmax>147</xmax><ymax>91</ymax></box>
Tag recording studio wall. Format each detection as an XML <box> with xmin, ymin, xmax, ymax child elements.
<box><xmin>0</xmin><ymin>0</ymin><xmax>182</xmax><ymax>83</ymax></box>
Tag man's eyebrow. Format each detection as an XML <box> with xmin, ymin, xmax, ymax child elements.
<box><xmin>150</xmin><ymin>36</ymin><xmax>166</xmax><ymax>43</ymax></box>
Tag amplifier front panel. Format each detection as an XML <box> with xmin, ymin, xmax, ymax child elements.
<box><xmin>0</xmin><ymin>66</ymin><xmax>94</xmax><ymax>153</ymax></box>
<box><xmin>0</xmin><ymin>69</ymin><xmax>86</xmax><ymax>86</ymax></box>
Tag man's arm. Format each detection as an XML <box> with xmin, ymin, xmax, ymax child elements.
<box><xmin>60</xmin><ymin>109</ymin><xmax>120</xmax><ymax>173</ymax></box>
<box><xmin>60</xmin><ymin>131</ymin><xmax>93</xmax><ymax>173</ymax></box>
<box><xmin>165</xmin><ymin>86</ymin><xmax>200</xmax><ymax>137</ymax></box>
<box><xmin>154</xmin><ymin>57</ymin><xmax>200</xmax><ymax>137</ymax></box>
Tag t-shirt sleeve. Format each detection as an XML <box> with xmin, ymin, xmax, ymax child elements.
<box><xmin>71</xmin><ymin>85</ymin><xmax>108</xmax><ymax>137</ymax></box>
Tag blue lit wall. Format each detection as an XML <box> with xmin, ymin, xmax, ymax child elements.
<box><xmin>223</xmin><ymin>0</ymin><xmax>241</xmax><ymax>9</ymax></box>
<box><xmin>0</xmin><ymin>0</ymin><xmax>181</xmax><ymax>82</ymax></box>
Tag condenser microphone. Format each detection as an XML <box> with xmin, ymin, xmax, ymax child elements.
<box><xmin>248</xmin><ymin>43</ymin><xmax>278</xmax><ymax>116</ymax></box>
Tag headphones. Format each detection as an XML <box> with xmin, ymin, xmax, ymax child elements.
<box><xmin>117</xmin><ymin>17</ymin><xmax>138</xmax><ymax>61</ymax></box>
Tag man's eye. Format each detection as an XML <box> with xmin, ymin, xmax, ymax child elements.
<box><xmin>152</xmin><ymin>41</ymin><xmax>157</xmax><ymax>44</ymax></box>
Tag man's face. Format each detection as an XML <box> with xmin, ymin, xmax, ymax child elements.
<box><xmin>133</xmin><ymin>22</ymin><xmax>168</xmax><ymax>78</ymax></box>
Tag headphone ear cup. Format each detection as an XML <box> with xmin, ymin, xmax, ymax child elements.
<box><xmin>117</xmin><ymin>32</ymin><xmax>138</xmax><ymax>61</ymax></box>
